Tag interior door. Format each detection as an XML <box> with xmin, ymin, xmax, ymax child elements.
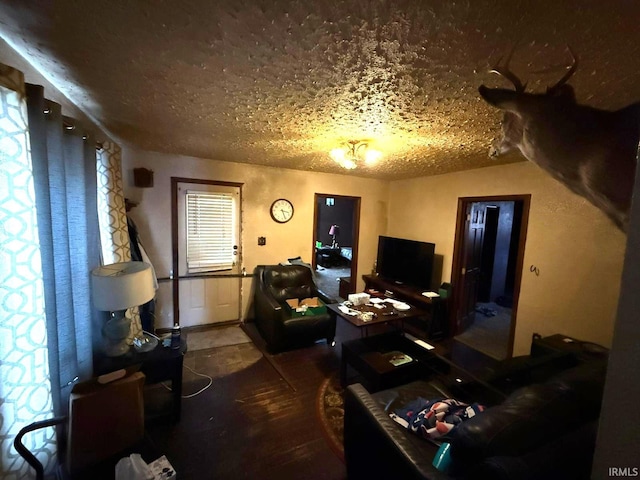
<box><xmin>478</xmin><ymin>205</ymin><xmax>500</xmax><ymax>302</ymax></box>
<box><xmin>450</xmin><ymin>195</ymin><xmax>530</xmax><ymax>358</ymax></box>
<box><xmin>456</xmin><ymin>202</ymin><xmax>486</xmax><ymax>334</ymax></box>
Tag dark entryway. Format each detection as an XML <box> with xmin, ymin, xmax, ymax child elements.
<box><xmin>450</xmin><ymin>195</ymin><xmax>530</xmax><ymax>360</ymax></box>
<box><xmin>312</xmin><ymin>194</ymin><xmax>360</xmax><ymax>300</ymax></box>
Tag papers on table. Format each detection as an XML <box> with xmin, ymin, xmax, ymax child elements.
<box><xmin>383</xmin><ymin>298</ymin><xmax>411</xmax><ymax>310</ymax></box>
<box><xmin>338</xmin><ymin>305</ymin><xmax>358</xmax><ymax>316</ymax></box>
<box><xmin>338</xmin><ymin>297</ymin><xmax>411</xmax><ymax>317</ymax></box>
<box><xmin>338</xmin><ymin>304</ymin><xmax>373</xmax><ymax>322</ymax></box>
<box><xmin>422</xmin><ymin>291</ymin><xmax>440</xmax><ymax>298</ymax></box>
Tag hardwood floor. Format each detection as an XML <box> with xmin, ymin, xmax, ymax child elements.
<box><xmin>139</xmin><ymin>316</ymin><xmax>497</xmax><ymax>480</ymax></box>
<box><xmin>144</xmin><ymin>325</ymin><xmax>347</xmax><ymax>480</ymax></box>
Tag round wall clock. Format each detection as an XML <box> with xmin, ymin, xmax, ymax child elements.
<box><xmin>270</xmin><ymin>198</ymin><xmax>294</xmax><ymax>223</ymax></box>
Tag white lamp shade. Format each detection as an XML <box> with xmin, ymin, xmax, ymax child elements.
<box><xmin>91</xmin><ymin>261</ymin><xmax>155</xmax><ymax>312</ymax></box>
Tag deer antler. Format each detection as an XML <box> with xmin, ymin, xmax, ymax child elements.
<box><xmin>546</xmin><ymin>46</ymin><xmax>578</xmax><ymax>95</ymax></box>
<box><xmin>489</xmin><ymin>48</ymin><xmax>526</xmax><ymax>92</ymax></box>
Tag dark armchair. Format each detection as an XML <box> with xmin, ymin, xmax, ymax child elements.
<box><xmin>254</xmin><ymin>264</ymin><xmax>337</xmax><ymax>353</ymax></box>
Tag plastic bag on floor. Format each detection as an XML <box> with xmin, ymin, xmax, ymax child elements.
<box><xmin>115</xmin><ymin>453</ymin><xmax>153</xmax><ymax>480</ymax></box>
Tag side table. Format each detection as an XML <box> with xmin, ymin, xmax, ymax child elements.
<box><xmin>530</xmin><ymin>334</ymin><xmax>609</xmax><ymax>362</ymax></box>
<box><xmin>94</xmin><ymin>337</ymin><xmax>187</xmax><ymax>422</ymax></box>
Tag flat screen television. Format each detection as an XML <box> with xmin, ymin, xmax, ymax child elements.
<box><xmin>376</xmin><ymin>236</ymin><xmax>435</xmax><ymax>290</ymax></box>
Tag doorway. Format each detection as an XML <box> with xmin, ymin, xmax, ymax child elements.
<box><xmin>171</xmin><ymin>177</ymin><xmax>243</xmax><ymax>328</ymax></box>
<box><xmin>450</xmin><ymin>195</ymin><xmax>530</xmax><ymax>360</ymax></box>
<box><xmin>312</xmin><ymin>194</ymin><xmax>361</xmax><ymax>300</ymax></box>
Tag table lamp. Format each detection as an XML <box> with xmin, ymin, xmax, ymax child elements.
<box><xmin>91</xmin><ymin>261</ymin><xmax>155</xmax><ymax>357</ymax></box>
<box><xmin>329</xmin><ymin>224</ymin><xmax>340</xmax><ymax>248</ymax></box>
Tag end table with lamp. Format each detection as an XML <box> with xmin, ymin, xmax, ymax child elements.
<box><xmin>91</xmin><ymin>261</ymin><xmax>186</xmax><ymax>422</ymax></box>
<box><xmin>329</xmin><ymin>224</ymin><xmax>340</xmax><ymax>248</ymax></box>
<box><xmin>90</xmin><ymin>261</ymin><xmax>156</xmax><ymax>357</ymax></box>
<box><xmin>93</xmin><ymin>335</ymin><xmax>187</xmax><ymax>422</ymax></box>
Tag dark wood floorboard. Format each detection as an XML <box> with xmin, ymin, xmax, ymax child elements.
<box><xmin>139</xmin><ymin>315</ymin><xmax>495</xmax><ymax>480</ymax></box>
<box><xmin>145</xmin><ymin>328</ymin><xmax>347</xmax><ymax>480</ymax></box>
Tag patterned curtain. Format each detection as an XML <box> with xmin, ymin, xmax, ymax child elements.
<box><xmin>96</xmin><ymin>142</ymin><xmax>130</xmax><ymax>265</ymax></box>
<box><xmin>0</xmin><ymin>61</ymin><xmax>106</xmax><ymax>477</ymax></box>
<box><xmin>0</xmin><ymin>65</ymin><xmax>56</xmax><ymax>477</ymax></box>
<box><xmin>96</xmin><ymin>143</ymin><xmax>143</xmax><ymax>341</ymax></box>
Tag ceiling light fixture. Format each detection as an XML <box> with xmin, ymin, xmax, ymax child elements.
<box><xmin>329</xmin><ymin>140</ymin><xmax>382</xmax><ymax>169</ymax></box>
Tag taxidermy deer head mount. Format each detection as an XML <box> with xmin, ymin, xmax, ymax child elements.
<box><xmin>478</xmin><ymin>47</ymin><xmax>640</xmax><ymax>232</ymax></box>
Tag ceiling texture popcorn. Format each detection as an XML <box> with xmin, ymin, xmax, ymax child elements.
<box><xmin>1</xmin><ymin>0</ymin><xmax>639</xmax><ymax>179</ymax></box>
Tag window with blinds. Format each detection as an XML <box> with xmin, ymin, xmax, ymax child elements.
<box><xmin>185</xmin><ymin>191</ymin><xmax>236</xmax><ymax>273</ymax></box>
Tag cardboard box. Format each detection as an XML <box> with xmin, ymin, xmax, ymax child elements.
<box><xmin>67</xmin><ymin>372</ymin><xmax>145</xmax><ymax>474</ymax></box>
<box><xmin>285</xmin><ymin>297</ymin><xmax>327</xmax><ymax>317</ymax></box>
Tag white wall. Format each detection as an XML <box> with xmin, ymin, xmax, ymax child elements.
<box><xmin>387</xmin><ymin>161</ymin><xmax>627</xmax><ymax>355</ymax></box>
<box><xmin>121</xmin><ymin>147</ymin><xmax>389</xmax><ymax>328</ymax></box>
<box><xmin>123</xmin><ymin>145</ymin><xmax>627</xmax><ymax>355</ymax></box>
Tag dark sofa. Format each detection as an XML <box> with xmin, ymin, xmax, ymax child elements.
<box><xmin>344</xmin><ymin>337</ymin><xmax>608</xmax><ymax>479</ymax></box>
<box><xmin>254</xmin><ymin>264</ymin><xmax>337</xmax><ymax>352</ymax></box>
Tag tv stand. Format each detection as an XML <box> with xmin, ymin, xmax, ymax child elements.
<box><xmin>363</xmin><ymin>274</ymin><xmax>447</xmax><ymax>339</ymax></box>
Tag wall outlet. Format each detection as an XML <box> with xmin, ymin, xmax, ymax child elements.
<box><xmin>258</xmin><ymin>236</ymin><xmax>266</xmax><ymax>246</ymax></box>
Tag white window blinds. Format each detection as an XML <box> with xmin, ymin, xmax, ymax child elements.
<box><xmin>186</xmin><ymin>191</ymin><xmax>236</xmax><ymax>273</ymax></box>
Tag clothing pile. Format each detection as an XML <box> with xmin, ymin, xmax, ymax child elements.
<box><xmin>475</xmin><ymin>305</ymin><xmax>497</xmax><ymax>317</ymax></box>
<box><xmin>390</xmin><ymin>397</ymin><xmax>485</xmax><ymax>441</ymax></box>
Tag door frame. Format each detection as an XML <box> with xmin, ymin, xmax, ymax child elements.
<box><xmin>450</xmin><ymin>194</ymin><xmax>531</xmax><ymax>358</ymax></box>
<box><xmin>312</xmin><ymin>193</ymin><xmax>361</xmax><ymax>295</ymax></box>
<box><xmin>171</xmin><ymin>177</ymin><xmax>244</xmax><ymax>326</ymax></box>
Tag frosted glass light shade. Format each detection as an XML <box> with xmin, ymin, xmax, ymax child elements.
<box><xmin>329</xmin><ymin>141</ymin><xmax>382</xmax><ymax>169</ymax></box>
<box><xmin>91</xmin><ymin>261</ymin><xmax>155</xmax><ymax>311</ymax></box>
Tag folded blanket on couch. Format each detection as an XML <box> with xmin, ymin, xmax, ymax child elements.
<box><xmin>390</xmin><ymin>397</ymin><xmax>485</xmax><ymax>441</ymax></box>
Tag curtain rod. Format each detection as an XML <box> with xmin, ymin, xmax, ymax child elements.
<box><xmin>42</xmin><ymin>108</ymin><xmax>105</xmax><ymax>149</ymax></box>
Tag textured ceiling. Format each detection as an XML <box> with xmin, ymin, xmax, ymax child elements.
<box><xmin>1</xmin><ymin>0</ymin><xmax>640</xmax><ymax>179</ymax></box>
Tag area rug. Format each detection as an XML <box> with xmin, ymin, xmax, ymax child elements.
<box><xmin>187</xmin><ymin>325</ymin><xmax>252</xmax><ymax>352</ymax></box>
<box><xmin>316</xmin><ymin>373</ymin><xmax>345</xmax><ymax>461</ymax></box>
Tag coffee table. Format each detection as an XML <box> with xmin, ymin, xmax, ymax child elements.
<box><xmin>328</xmin><ymin>300</ymin><xmax>438</xmax><ymax>391</ymax></box>
<box><xmin>340</xmin><ymin>332</ymin><xmax>438</xmax><ymax>392</ymax></box>
<box><xmin>326</xmin><ymin>300</ymin><xmax>426</xmax><ymax>337</ymax></box>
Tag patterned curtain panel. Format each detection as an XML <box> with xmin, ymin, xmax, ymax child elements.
<box><xmin>0</xmin><ymin>65</ymin><xmax>56</xmax><ymax>478</ymax></box>
<box><xmin>96</xmin><ymin>142</ymin><xmax>130</xmax><ymax>265</ymax></box>
<box><xmin>96</xmin><ymin>143</ymin><xmax>143</xmax><ymax>342</ymax></box>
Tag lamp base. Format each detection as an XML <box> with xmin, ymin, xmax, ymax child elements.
<box><xmin>103</xmin><ymin>312</ymin><xmax>131</xmax><ymax>357</ymax></box>
<box><xmin>104</xmin><ymin>342</ymin><xmax>130</xmax><ymax>357</ymax></box>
